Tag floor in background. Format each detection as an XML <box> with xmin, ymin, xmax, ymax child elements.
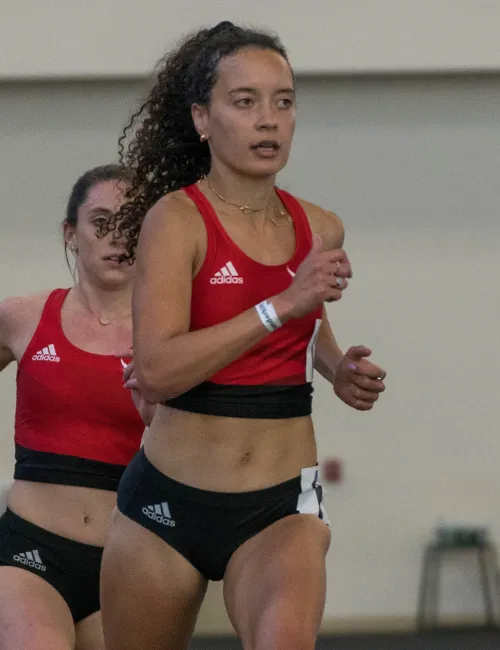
<box><xmin>190</xmin><ymin>628</ymin><xmax>500</xmax><ymax>649</ymax></box>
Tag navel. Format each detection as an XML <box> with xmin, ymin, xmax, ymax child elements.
<box><xmin>239</xmin><ymin>452</ymin><xmax>251</xmax><ymax>466</ymax></box>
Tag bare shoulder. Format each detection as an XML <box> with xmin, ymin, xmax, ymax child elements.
<box><xmin>0</xmin><ymin>290</ymin><xmax>52</xmax><ymax>329</ymax></box>
<box><xmin>0</xmin><ymin>290</ymin><xmax>52</xmax><ymax>355</ymax></box>
<box><xmin>137</xmin><ymin>190</ymin><xmax>207</xmax><ymax>272</ymax></box>
<box><xmin>296</xmin><ymin>197</ymin><xmax>345</xmax><ymax>250</ymax></box>
<box><xmin>141</xmin><ymin>190</ymin><xmax>205</xmax><ymax>237</ymax></box>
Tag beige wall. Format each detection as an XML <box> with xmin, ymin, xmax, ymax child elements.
<box><xmin>1</xmin><ymin>1</ymin><xmax>500</xmax><ymax>78</ymax></box>
<box><xmin>1</xmin><ymin>75</ymin><xmax>499</xmax><ymax>629</ymax></box>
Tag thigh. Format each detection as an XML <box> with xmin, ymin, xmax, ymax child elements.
<box><xmin>100</xmin><ymin>510</ymin><xmax>208</xmax><ymax>650</ymax></box>
<box><xmin>0</xmin><ymin>566</ymin><xmax>75</xmax><ymax>650</ymax></box>
<box><xmin>75</xmin><ymin>611</ymin><xmax>104</xmax><ymax>650</ymax></box>
<box><xmin>223</xmin><ymin>514</ymin><xmax>331</xmax><ymax>650</ymax></box>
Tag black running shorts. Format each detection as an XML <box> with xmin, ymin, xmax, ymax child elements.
<box><xmin>0</xmin><ymin>509</ymin><xmax>103</xmax><ymax>622</ymax></box>
<box><xmin>117</xmin><ymin>448</ymin><xmax>329</xmax><ymax>581</ymax></box>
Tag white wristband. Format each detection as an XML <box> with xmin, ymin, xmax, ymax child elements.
<box><xmin>255</xmin><ymin>300</ymin><xmax>282</xmax><ymax>332</ymax></box>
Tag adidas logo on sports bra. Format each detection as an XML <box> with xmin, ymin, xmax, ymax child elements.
<box><xmin>210</xmin><ymin>261</ymin><xmax>243</xmax><ymax>285</ymax></box>
<box><xmin>32</xmin><ymin>344</ymin><xmax>60</xmax><ymax>363</ymax></box>
<box><xmin>13</xmin><ymin>549</ymin><xmax>47</xmax><ymax>572</ymax></box>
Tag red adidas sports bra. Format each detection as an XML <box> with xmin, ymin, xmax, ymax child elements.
<box><xmin>14</xmin><ymin>289</ymin><xmax>144</xmax><ymax>490</ymax></box>
<box><xmin>164</xmin><ymin>183</ymin><xmax>323</xmax><ymax>419</ymax></box>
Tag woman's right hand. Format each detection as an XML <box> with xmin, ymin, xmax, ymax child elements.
<box><xmin>276</xmin><ymin>235</ymin><xmax>352</xmax><ymax>320</ymax></box>
<box><xmin>116</xmin><ymin>351</ymin><xmax>157</xmax><ymax>427</ymax></box>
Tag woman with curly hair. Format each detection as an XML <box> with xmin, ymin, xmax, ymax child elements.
<box><xmin>100</xmin><ymin>21</ymin><xmax>386</xmax><ymax>650</ymax></box>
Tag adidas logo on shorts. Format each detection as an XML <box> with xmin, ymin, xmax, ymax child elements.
<box><xmin>32</xmin><ymin>344</ymin><xmax>60</xmax><ymax>362</ymax></box>
<box><xmin>13</xmin><ymin>549</ymin><xmax>47</xmax><ymax>572</ymax></box>
<box><xmin>142</xmin><ymin>501</ymin><xmax>176</xmax><ymax>527</ymax></box>
<box><xmin>210</xmin><ymin>262</ymin><xmax>243</xmax><ymax>285</ymax></box>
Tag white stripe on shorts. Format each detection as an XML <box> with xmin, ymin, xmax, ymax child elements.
<box><xmin>296</xmin><ymin>465</ymin><xmax>329</xmax><ymax>524</ymax></box>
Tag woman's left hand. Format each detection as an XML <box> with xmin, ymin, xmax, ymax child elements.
<box><xmin>334</xmin><ymin>346</ymin><xmax>386</xmax><ymax>411</ymax></box>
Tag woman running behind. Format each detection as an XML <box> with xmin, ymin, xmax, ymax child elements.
<box><xmin>0</xmin><ymin>165</ymin><xmax>151</xmax><ymax>650</ymax></box>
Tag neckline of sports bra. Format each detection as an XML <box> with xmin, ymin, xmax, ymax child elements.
<box><xmin>54</xmin><ymin>288</ymin><xmax>129</xmax><ymax>360</ymax></box>
<box><xmin>188</xmin><ymin>183</ymin><xmax>304</xmax><ymax>271</ymax></box>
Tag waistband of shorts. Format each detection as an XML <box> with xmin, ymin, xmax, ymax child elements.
<box><xmin>139</xmin><ymin>448</ymin><xmax>318</xmax><ymax>508</ymax></box>
<box><xmin>1</xmin><ymin>509</ymin><xmax>104</xmax><ymax>559</ymax></box>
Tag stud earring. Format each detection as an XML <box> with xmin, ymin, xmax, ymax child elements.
<box><xmin>200</xmin><ymin>134</ymin><xmax>208</xmax><ymax>143</ymax></box>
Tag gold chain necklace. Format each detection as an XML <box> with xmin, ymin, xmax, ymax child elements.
<box><xmin>202</xmin><ymin>176</ymin><xmax>292</xmax><ymax>226</ymax></box>
<box><xmin>95</xmin><ymin>306</ymin><xmax>132</xmax><ymax>326</ymax></box>
<box><xmin>75</xmin><ymin>293</ymin><xmax>130</xmax><ymax>326</ymax></box>
<box><xmin>97</xmin><ymin>315</ymin><xmax>117</xmax><ymax>326</ymax></box>
<box><xmin>90</xmin><ymin>310</ymin><xmax>131</xmax><ymax>326</ymax></box>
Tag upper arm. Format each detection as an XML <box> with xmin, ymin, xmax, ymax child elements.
<box><xmin>298</xmin><ymin>198</ymin><xmax>345</xmax><ymax>251</ymax></box>
<box><xmin>0</xmin><ymin>298</ymin><xmax>20</xmax><ymax>371</ymax></box>
<box><xmin>321</xmin><ymin>210</ymin><xmax>345</xmax><ymax>249</ymax></box>
<box><xmin>132</xmin><ymin>193</ymin><xmax>201</xmax><ymax>373</ymax></box>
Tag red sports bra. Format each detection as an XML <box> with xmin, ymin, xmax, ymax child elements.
<box><xmin>14</xmin><ymin>289</ymin><xmax>144</xmax><ymax>490</ymax></box>
<box><xmin>164</xmin><ymin>184</ymin><xmax>323</xmax><ymax>419</ymax></box>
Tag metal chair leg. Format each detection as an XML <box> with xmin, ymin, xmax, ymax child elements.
<box><xmin>418</xmin><ymin>545</ymin><xmax>439</xmax><ymax>629</ymax></box>
<box><xmin>478</xmin><ymin>546</ymin><xmax>495</xmax><ymax>627</ymax></box>
<box><xmin>428</xmin><ymin>547</ymin><xmax>441</xmax><ymax>627</ymax></box>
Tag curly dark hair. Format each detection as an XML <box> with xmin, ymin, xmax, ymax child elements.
<box><xmin>106</xmin><ymin>21</ymin><xmax>290</xmax><ymax>259</ymax></box>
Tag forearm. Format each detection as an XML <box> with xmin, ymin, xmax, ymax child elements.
<box><xmin>314</xmin><ymin>308</ymin><xmax>344</xmax><ymax>385</ymax></box>
<box><xmin>137</xmin><ymin>295</ymin><xmax>290</xmax><ymax>402</ymax></box>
